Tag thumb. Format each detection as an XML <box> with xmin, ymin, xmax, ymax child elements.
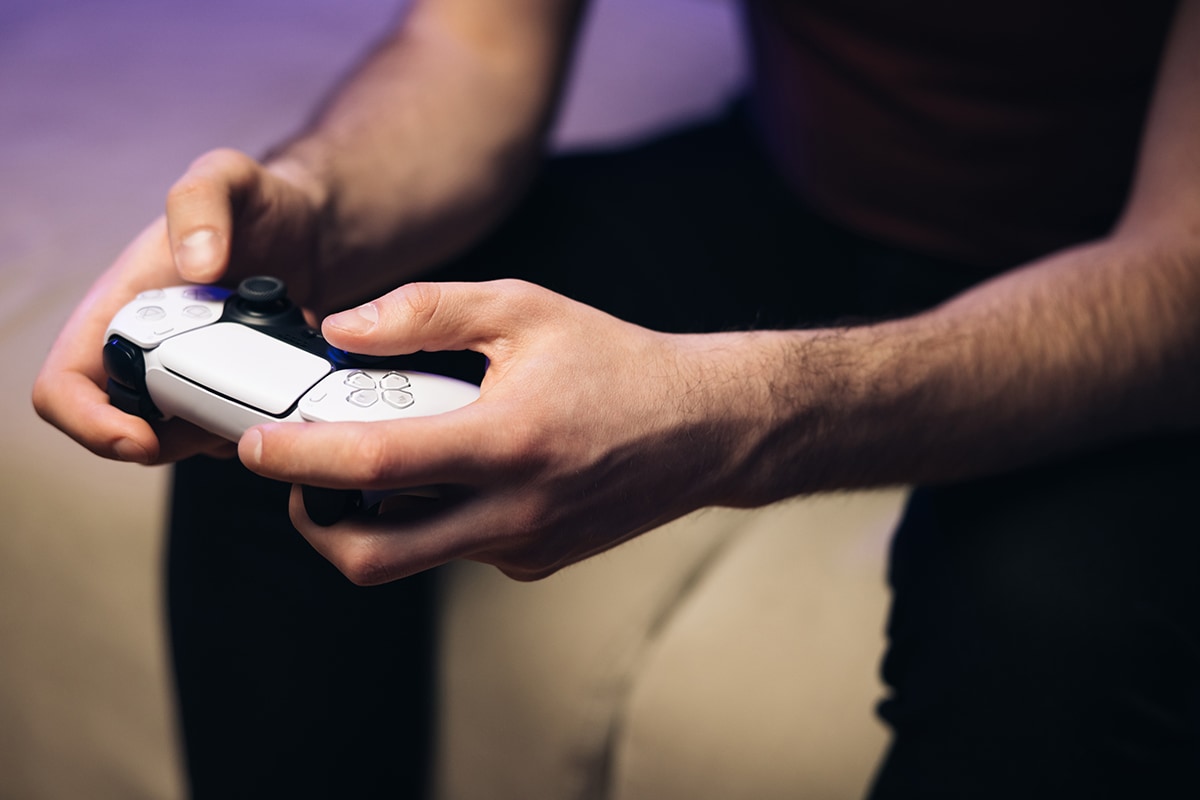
<box><xmin>321</xmin><ymin>279</ymin><xmax>533</xmax><ymax>356</ymax></box>
<box><xmin>165</xmin><ymin>148</ymin><xmax>261</xmax><ymax>283</ymax></box>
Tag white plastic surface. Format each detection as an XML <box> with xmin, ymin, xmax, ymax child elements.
<box><xmin>300</xmin><ymin>369</ymin><xmax>480</xmax><ymax>423</ymax></box>
<box><xmin>105</xmin><ymin>285</ymin><xmax>231</xmax><ymax>349</ymax></box>
<box><xmin>145</xmin><ymin>363</ymin><xmax>305</xmax><ymax>440</ymax></box>
<box><xmin>155</xmin><ymin>323</ymin><xmax>331</xmax><ymax>415</ymax></box>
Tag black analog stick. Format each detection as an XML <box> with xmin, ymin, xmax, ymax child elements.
<box><xmin>237</xmin><ymin>276</ymin><xmax>288</xmax><ymax>306</ymax></box>
<box><xmin>228</xmin><ymin>275</ymin><xmax>303</xmax><ymax>325</ymax></box>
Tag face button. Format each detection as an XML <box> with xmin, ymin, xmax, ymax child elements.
<box><xmin>383</xmin><ymin>389</ymin><xmax>415</xmax><ymax>409</ymax></box>
<box><xmin>349</xmin><ymin>389</ymin><xmax>379</xmax><ymax>408</ymax></box>
<box><xmin>379</xmin><ymin>372</ymin><xmax>411</xmax><ymax>390</ymax></box>
<box><xmin>135</xmin><ymin>306</ymin><xmax>166</xmax><ymax>321</ymax></box>
<box><xmin>182</xmin><ymin>305</ymin><xmax>213</xmax><ymax>319</ymax></box>
<box><xmin>344</xmin><ymin>371</ymin><xmax>377</xmax><ymax>390</ymax></box>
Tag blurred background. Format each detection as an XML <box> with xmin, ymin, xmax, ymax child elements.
<box><xmin>2</xmin><ymin>2</ymin><xmax>897</xmax><ymax>798</ymax></box>
<box><xmin>0</xmin><ymin>1</ymin><xmax>744</xmax><ymax>796</ymax></box>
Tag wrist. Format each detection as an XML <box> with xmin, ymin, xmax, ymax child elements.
<box><xmin>676</xmin><ymin>327</ymin><xmax>907</xmax><ymax>509</ymax></box>
<box><xmin>265</xmin><ymin>151</ymin><xmax>331</xmax><ymax>215</ymax></box>
<box><xmin>264</xmin><ymin>146</ymin><xmax>338</xmax><ymax>262</ymax></box>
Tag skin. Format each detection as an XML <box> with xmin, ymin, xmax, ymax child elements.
<box><xmin>34</xmin><ymin>0</ymin><xmax>1200</xmax><ymax>584</ymax></box>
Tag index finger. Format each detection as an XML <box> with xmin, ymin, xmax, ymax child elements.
<box><xmin>32</xmin><ymin>219</ymin><xmax>182</xmax><ymax>462</ymax></box>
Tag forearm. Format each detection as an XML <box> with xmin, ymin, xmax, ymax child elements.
<box><xmin>699</xmin><ymin>232</ymin><xmax>1200</xmax><ymax>506</ymax></box>
<box><xmin>268</xmin><ymin>0</ymin><xmax>585</xmax><ymax>297</ymax></box>
<box><xmin>695</xmin><ymin>0</ymin><xmax>1200</xmax><ymax>506</ymax></box>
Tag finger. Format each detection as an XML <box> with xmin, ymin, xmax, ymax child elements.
<box><xmin>287</xmin><ymin>483</ymin><xmax>488</xmax><ymax>584</ymax></box>
<box><xmin>153</xmin><ymin>418</ymin><xmax>239</xmax><ymax>463</ymax></box>
<box><xmin>34</xmin><ymin>369</ymin><xmax>160</xmax><ymax>463</ymax></box>
<box><xmin>320</xmin><ymin>279</ymin><xmax>552</xmax><ymax>356</ymax></box>
<box><xmin>32</xmin><ymin>221</ymin><xmax>182</xmax><ymax>462</ymax></box>
<box><xmin>165</xmin><ymin>148</ymin><xmax>261</xmax><ymax>283</ymax></box>
<box><xmin>238</xmin><ymin>405</ymin><xmax>501</xmax><ymax>490</ymax></box>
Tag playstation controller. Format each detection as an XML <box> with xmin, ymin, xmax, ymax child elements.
<box><xmin>103</xmin><ymin>276</ymin><xmax>480</xmax><ymax>523</ymax></box>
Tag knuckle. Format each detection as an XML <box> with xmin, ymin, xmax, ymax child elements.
<box><xmin>491</xmin><ymin>278</ymin><xmax>542</xmax><ymax>312</ymax></box>
<box><xmin>187</xmin><ymin>147</ymin><xmax>249</xmax><ymax>175</ymax></box>
<box><xmin>497</xmin><ymin>563</ymin><xmax>559</xmax><ymax>583</ymax></box>
<box><xmin>353</xmin><ymin>434</ymin><xmax>396</xmax><ymax>488</ymax></box>
<box><xmin>395</xmin><ymin>282</ymin><xmax>443</xmax><ymax>329</ymax></box>
<box><xmin>493</xmin><ymin>415</ymin><xmax>549</xmax><ymax>470</ymax></box>
<box><xmin>166</xmin><ymin>176</ymin><xmax>199</xmax><ymax>205</ymax></box>
<box><xmin>166</xmin><ymin>173</ymin><xmax>212</xmax><ymax>208</ymax></box>
<box><xmin>335</xmin><ymin>540</ymin><xmax>396</xmax><ymax>586</ymax></box>
<box><xmin>492</xmin><ymin>531</ymin><xmax>569</xmax><ymax>582</ymax></box>
<box><xmin>499</xmin><ymin>507</ymin><xmax>565</xmax><ymax>577</ymax></box>
<box><xmin>30</xmin><ymin>374</ymin><xmax>53</xmax><ymax>422</ymax></box>
<box><xmin>168</xmin><ymin>149</ymin><xmax>250</xmax><ymax>203</ymax></box>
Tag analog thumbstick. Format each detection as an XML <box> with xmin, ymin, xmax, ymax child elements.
<box><xmin>237</xmin><ymin>276</ymin><xmax>287</xmax><ymax>307</ymax></box>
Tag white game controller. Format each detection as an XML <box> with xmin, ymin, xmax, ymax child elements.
<box><xmin>104</xmin><ymin>276</ymin><xmax>480</xmax><ymax>523</ymax></box>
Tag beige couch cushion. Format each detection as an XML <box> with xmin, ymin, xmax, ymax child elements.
<box><xmin>437</xmin><ymin>493</ymin><xmax>901</xmax><ymax>800</ymax></box>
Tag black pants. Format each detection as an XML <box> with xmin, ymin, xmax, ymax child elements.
<box><xmin>169</xmin><ymin>106</ymin><xmax>1200</xmax><ymax>797</ymax></box>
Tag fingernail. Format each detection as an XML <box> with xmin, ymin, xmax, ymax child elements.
<box><xmin>114</xmin><ymin>438</ymin><xmax>150</xmax><ymax>464</ymax></box>
<box><xmin>326</xmin><ymin>302</ymin><xmax>378</xmax><ymax>334</ymax></box>
<box><xmin>176</xmin><ymin>229</ymin><xmax>219</xmax><ymax>278</ymax></box>
<box><xmin>240</xmin><ymin>428</ymin><xmax>263</xmax><ymax>464</ymax></box>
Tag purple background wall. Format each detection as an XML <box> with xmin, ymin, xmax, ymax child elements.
<box><xmin>0</xmin><ymin>2</ymin><xmax>744</xmax><ymax>797</ymax></box>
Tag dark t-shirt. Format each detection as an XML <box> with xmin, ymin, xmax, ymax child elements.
<box><xmin>742</xmin><ymin>0</ymin><xmax>1179</xmax><ymax>270</ymax></box>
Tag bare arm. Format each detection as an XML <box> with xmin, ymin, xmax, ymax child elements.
<box><xmin>163</xmin><ymin>0</ymin><xmax>588</xmax><ymax>312</ymax></box>
<box><xmin>707</xmin><ymin>0</ymin><xmax>1200</xmax><ymax>504</ymax></box>
<box><xmin>239</xmin><ymin>1</ymin><xmax>1200</xmax><ymax>584</ymax></box>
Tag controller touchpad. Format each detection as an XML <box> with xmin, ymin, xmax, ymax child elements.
<box><xmin>156</xmin><ymin>323</ymin><xmax>331</xmax><ymax>415</ymax></box>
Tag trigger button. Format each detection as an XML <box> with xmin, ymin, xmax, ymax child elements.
<box><xmin>103</xmin><ymin>336</ymin><xmax>146</xmax><ymax>391</ymax></box>
<box><xmin>105</xmin><ymin>379</ymin><xmax>160</xmax><ymax>420</ymax></box>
